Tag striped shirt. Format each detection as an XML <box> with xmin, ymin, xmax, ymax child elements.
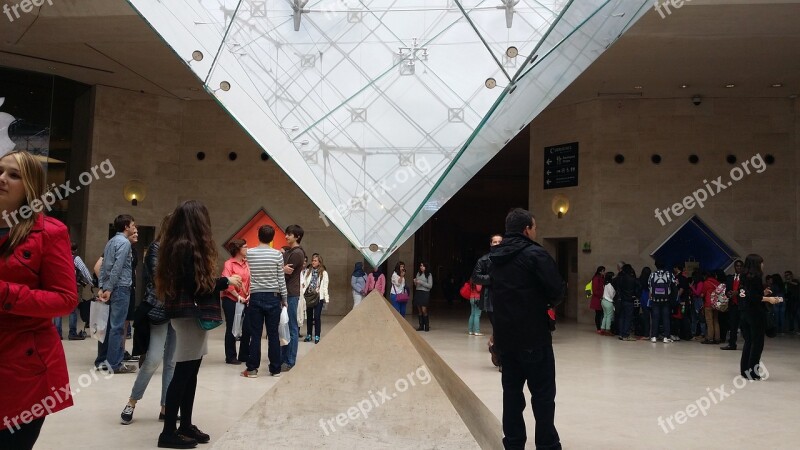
<box><xmin>247</xmin><ymin>246</ymin><xmax>287</xmax><ymax>299</ymax></box>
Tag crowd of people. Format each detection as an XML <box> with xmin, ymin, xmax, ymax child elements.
<box><xmin>588</xmin><ymin>258</ymin><xmax>791</xmax><ymax>379</ymax></box>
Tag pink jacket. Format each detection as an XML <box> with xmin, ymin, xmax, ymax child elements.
<box><xmin>365</xmin><ymin>272</ymin><xmax>385</xmax><ymax>296</ymax></box>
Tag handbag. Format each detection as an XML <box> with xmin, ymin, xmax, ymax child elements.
<box><xmin>459</xmin><ymin>282</ymin><xmax>472</xmax><ymax>300</ymax></box>
<box><xmin>198</xmin><ymin>318</ymin><xmax>223</xmax><ymax>330</ymax></box>
<box><xmin>304</xmin><ymin>287</ymin><xmax>320</xmax><ymax>309</ymax></box>
<box><xmin>396</xmin><ymin>289</ymin><xmax>410</xmax><ymax>303</ymax></box>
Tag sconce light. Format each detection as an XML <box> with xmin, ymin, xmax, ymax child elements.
<box><xmin>123</xmin><ymin>180</ymin><xmax>146</xmax><ymax>206</ymax></box>
<box><xmin>551</xmin><ymin>194</ymin><xmax>569</xmax><ymax>219</ymax></box>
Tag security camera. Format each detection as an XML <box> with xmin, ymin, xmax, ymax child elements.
<box><xmin>692</xmin><ymin>95</ymin><xmax>702</xmax><ymax>106</ymax></box>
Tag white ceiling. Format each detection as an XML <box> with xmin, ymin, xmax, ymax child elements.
<box><xmin>1</xmin><ymin>0</ymin><xmax>798</xmax><ymax>104</ymax></box>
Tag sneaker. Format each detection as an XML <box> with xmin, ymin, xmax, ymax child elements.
<box><xmin>670</xmin><ymin>335</ymin><xmax>681</xmax><ymax>342</ymax></box>
<box><xmin>113</xmin><ymin>364</ymin><xmax>138</xmax><ymax>374</ymax></box>
<box><xmin>240</xmin><ymin>369</ymin><xmax>258</xmax><ymax>378</ymax></box>
<box><xmin>120</xmin><ymin>404</ymin><xmax>135</xmax><ymax>425</ymax></box>
<box><xmin>281</xmin><ymin>363</ymin><xmax>293</xmax><ymax>372</ymax></box>
<box><xmin>314</xmin><ymin>335</ymin><xmax>320</xmax><ymax>344</ymax></box>
<box><xmin>468</xmin><ymin>332</ymin><xmax>474</xmax><ymax>335</ymax></box>
<box><xmin>123</xmin><ymin>351</ymin><xmax>139</xmax><ymax>361</ymax></box>
<box><xmin>158</xmin><ymin>431</ymin><xmax>197</xmax><ymax>449</ymax></box>
<box><xmin>303</xmin><ymin>334</ymin><xmax>312</xmax><ymax>342</ymax></box>
<box><xmin>68</xmin><ymin>333</ymin><xmax>86</xmax><ymax>341</ymax></box>
<box><xmin>663</xmin><ymin>338</ymin><xmax>674</xmax><ymax>343</ymax></box>
<box><xmin>625</xmin><ymin>336</ymin><xmax>637</xmax><ymax>341</ymax></box>
<box><xmin>225</xmin><ymin>358</ymin><xmax>242</xmax><ymax>365</ymax></box>
<box><xmin>270</xmin><ymin>372</ymin><xmax>281</xmax><ymax>377</ymax></box>
<box><xmin>650</xmin><ymin>337</ymin><xmax>657</xmax><ymax>343</ymax></box>
<box><xmin>178</xmin><ymin>425</ymin><xmax>210</xmax><ymax>444</ymax></box>
<box><xmin>474</xmin><ymin>332</ymin><xmax>484</xmax><ymax>336</ymax></box>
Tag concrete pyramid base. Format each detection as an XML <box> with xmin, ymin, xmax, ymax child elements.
<box><xmin>212</xmin><ymin>291</ymin><xmax>502</xmax><ymax>449</ymax></box>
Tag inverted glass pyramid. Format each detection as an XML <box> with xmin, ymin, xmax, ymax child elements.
<box><xmin>126</xmin><ymin>0</ymin><xmax>649</xmax><ymax>266</ymax></box>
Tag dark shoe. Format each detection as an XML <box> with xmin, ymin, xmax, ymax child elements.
<box><xmin>113</xmin><ymin>364</ymin><xmax>138</xmax><ymax>374</ymax></box>
<box><xmin>314</xmin><ymin>336</ymin><xmax>320</xmax><ymax>344</ymax></box>
<box><xmin>701</xmin><ymin>339</ymin><xmax>715</xmax><ymax>344</ymax></box>
<box><xmin>423</xmin><ymin>315</ymin><xmax>430</xmax><ymax>332</ymax></box>
<box><xmin>68</xmin><ymin>333</ymin><xmax>86</xmax><ymax>341</ymax></box>
<box><xmin>281</xmin><ymin>363</ymin><xmax>293</xmax><ymax>372</ymax></box>
<box><xmin>720</xmin><ymin>345</ymin><xmax>737</xmax><ymax>350</ymax></box>
<box><xmin>225</xmin><ymin>358</ymin><xmax>242</xmax><ymax>365</ymax></box>
<box><xmin>178</xmin><ymin>425</ymin><xmax>210</xmax><ymax>444</ymax></box>
<box><xmin>158</xmin><ymin>431</ymin><xmax>197</xmax><ymax>449</ymax></box>
<box><xmin>120</xmin><ymin>404</ymin><xmax>135</xmax><ymax>425</ymax></box>
<box><xmin>303</xmin><ymin>334</ymin><xmax>312</xmax><ymax>342</ymax></box>
<box><xmin>124</xmin><ymin>351</ymin><xmax>139</xmax><ymax>361</ymax></box>
<box><xmin>416</xmin><ymin>316</ymin><xmax>424</xmax><ymax>331</ymax></box>
<box><xmin>159</xmin><ymin>412</ymin><xmax>181</xmax><ymax>421</ymax></box>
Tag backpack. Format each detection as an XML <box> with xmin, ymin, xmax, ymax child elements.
<box><xmin>712</xmin><ymin>283</ymin><xmax>729</xmax><ymax>312</ymax></box>
<box><xmin>651</xmin><ymin>270</ymin><xmax>672</xmax><ymax>302</ymax></box>
<box><xmin>584</xmin><ymin>281</ymin><xmax>592</xmax><ymax>298</ymax></box>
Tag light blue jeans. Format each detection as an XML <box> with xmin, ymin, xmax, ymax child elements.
<box><xmin>129</xmin><ymin>322</ymin><xmax>176</xmax><ymax>405</ymax></box>
<box><xmin>469</xmin><ymin>299</ymin><xmax>482</xmax><ymax>333</ymax></box>
<box><xmin>601</xmin><ymin>299</ymin><xmax>615</xmax><ymax>330</ymax></box>
<box><xmin>95</xmin><ymin>286</ymin><xmax>130</xmax><ymax>370</ymax></box>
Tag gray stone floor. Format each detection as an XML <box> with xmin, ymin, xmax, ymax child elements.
<box><xmin>39</xmin><ymin>309</ymin><xmax>800</xmax><ymax>449</ymax></box>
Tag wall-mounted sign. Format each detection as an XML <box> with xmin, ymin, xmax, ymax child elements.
<box><xmin>544</xmin><ymin>142</ymin><xmax>578</xmax><ymax>189</ymax></box>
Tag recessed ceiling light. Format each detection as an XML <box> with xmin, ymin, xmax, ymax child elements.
<box><xmin>725</xmin><ymin>84</ymin><xmax>735</xmax><ymax>88</ymax></box>
<box><xmin>633</xmin><ymin>85</ymin><xmax>642</xmax><ymax>90</ymax></box>
<box><xmin>771</xmin><ymin>83</ymin><xmax>783</xmax><ymax>88</ymax></box>
<box><xmin>680</xmin><ymin>84</ymin><xmax>689</xmax><ymax>89</ymax></box>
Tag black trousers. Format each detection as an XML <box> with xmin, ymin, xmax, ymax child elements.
<box><xmin>306</xmin><ymin>301</ymin><xmax>323</xmax><ymax>337</ymax></box>
<box><xmin>739</xmin><ymin>308</ymin><xmax>766</xmax><ymax>378</ymax></box>
<box><xmin>222</xmin><ymin>298</ymin><xmax>251</xmax><ymax>362</ymax></box>
<box><xmin>727</xmin><ymin>303</ymin><xmax>741</xmax><ymax>347</ymax></box>
<box><xmin>162</xmin><ymin>358</ymin><xmax>202</xmax><ymax>434</ymax></box>
<box><xmin>500</xmin><ymin>346</ymin><xmax>561</xmax><ymax>450</ymax></box>
<box><xmin>0</xmin><ymin>417</ymin><xmax>45</xmax><ymax>450</ymax></box>
<box><xmin>718</xmin><ymin>310</ymin><xmax>730</xmax><ymax>342</ymax></box>
<box><xmin>593</xmin><ymin>310</ymin><xmax>603</xmax><ymax>330</ymax></box>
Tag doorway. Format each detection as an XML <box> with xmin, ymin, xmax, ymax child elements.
<box><xmin>544</xmin><ymin>238</ymin><xmax>578</xmax><ymax>321</ymax></box>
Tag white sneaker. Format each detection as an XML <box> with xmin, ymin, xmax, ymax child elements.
<box><xmin>663</xmin><ymin>337</ymin><xmax>674</xmax><ymax>343</ymax></box>
<box><xmin>474</xmin><ymin>332</ymin><xmax>484</xmax><ymax>336</ymax></box>
<box><xmin>468</xmin><ymin>332</ymin><xmax>474</xmax><ymax>335</ymax></box>
<box><xmin>670</xmin><ymin>335</ymin><xmax>681</xmax><ymax>342</ymax></box>
<box><xmin>650</xmin><ymin>337</ymin><xmax>657</xmax><ymax>343</ymax></box>
<box><xmin>120</xmin><ymin>404</ymin><xmax>135</xmax><ymax>425</ymax></box>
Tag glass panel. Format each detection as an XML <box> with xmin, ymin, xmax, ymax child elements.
<box><xmin>127</xmin><ymin>0</ymin><xmax>649</xmax><ymax>266</ymax></box>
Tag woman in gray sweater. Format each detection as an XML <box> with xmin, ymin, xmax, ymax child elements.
<box><xmin>414</xmin><ymin>262</ymin><xmax>433</xmax><ymax>331</ymax></box>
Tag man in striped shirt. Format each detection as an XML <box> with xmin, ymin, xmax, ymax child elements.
<box><xmin>241</xmin><ymin>225</ymin><xmax>288</xmax><ymax>378</ymax></box>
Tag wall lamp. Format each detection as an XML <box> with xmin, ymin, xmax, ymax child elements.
<box><xmin>123</xmin><ymin>180</ymin><xmax>146</xmax><ymax>206</ymax></box>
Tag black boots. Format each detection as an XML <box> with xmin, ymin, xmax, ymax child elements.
<box><xmin>416</xmin><ymin>315</ymin><xmax>430</xmax><ymax>332</ymax></box>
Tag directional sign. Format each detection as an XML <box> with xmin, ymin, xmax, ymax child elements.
<box><xmin>544</xmin><ymin>142</ymin><xmax>578</xmax><ymax>189</ymax></box>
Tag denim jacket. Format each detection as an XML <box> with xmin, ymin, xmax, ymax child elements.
<box><xmin>99</xmin><ymin>233</ymin><xmax>132</xmax><ymax>292</ymax></box>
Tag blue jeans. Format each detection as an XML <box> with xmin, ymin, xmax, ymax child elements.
<box><xmin>54</xmin><ymin>307</ymin><xmax>79</xmax><ymax>337</ymax></box>
<box><xmin>281</xmin><ymin>296</ymin><xmax>299</xmax><ymax>367</ymax></box>
<box><xmin>95</xmin><ymin>286</ymin><xmax>131</xmax><ymax>370</ymax></box>
<box><xmin>306</xmin><ymin>301</ymin><xmax>324</xmax><ymax>337</ymax></box>
<box><xmin>691</xmin><ymin>297</ymin><xmax>706</xmax><ymax>336</ymax></box>
<box><xmin>248</xmin><ymin>292</ymin><xmax>282</xmax><ymax>374</ymax></box>
<box><xmin>772</xmin><ymin>302</ymin><xmax>786</xmax><ymax>332</ymax></box>
<box><xmin>469</xmin><ymin>299</ymin><xmax>482</xmax><ymax>333</ymax></box>
<box><xmin>129</xmin><ymin>322</ymin><xmax>176</xmax><ymax>405</ymax></box>
<box><xmin>390</xmin><ymin>294</ymin><xmax>408</xmax><ymax>316</ymax></box>
<box><xmin>500</xmin><ymin>345</ymin><xmax>561</xmax><ymax>450</ymax></box>
<box><xmin>650</xmin><ymin>302</ymin><xmax>671</xmax><ymax>339</ymax></box>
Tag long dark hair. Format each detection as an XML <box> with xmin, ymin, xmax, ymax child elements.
<box><xmin>639</xmin><ymin>267</ymin><xmax>652</xmax><ymax>286</ymax></box>
<box><xmin>417</xmin><ymin>262</ymin><xmax>429</xmax><ymax>278</ymax></box>
<box><xmin>604</xmin><ymin>272</ymin><xmax>614</xmax><ymax>285</ymax></box>
<box><xmin>156</xmin><ymin>200</ymin><xmax>218</xmax><ymax>299</ymax></box>
<box><xmin>594</xmin><ymin>266</ymin><xmax>606</xmax><ymax>277</ymax></box>
<box><xmin>394</xmin><ymin>261</ymin><xmax>405</xmax><ymax>276</ymax></box>
<box><xmin>741</xmin><ymin>254</ymin><xmax>764</xmax><ymax>281</ymax></box>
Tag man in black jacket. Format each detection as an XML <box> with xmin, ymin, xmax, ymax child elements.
<box><xmin>721</xmin><ymin>259</ymin><xmax>744</xmax><ymax>350</ymax></box>
<box><xmin>490</xmin><ymin>208</ymin><xmax>565</xmax><ymax>450</ymax></box>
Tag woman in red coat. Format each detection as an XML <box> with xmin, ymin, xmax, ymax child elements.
<box><xmin>0</xmin><ymin>151</ymin><xmax>78</xmax><ymax>449</ymax></box>
<box><xmin>590</xmin><ymin>266</ymin><xmax>606</xmax><ymax>333</ymax></box>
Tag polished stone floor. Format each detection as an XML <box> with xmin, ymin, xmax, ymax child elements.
<box><xmin>38</xmin><ymin>307</ymin><xmax>800</xmax><ymax>449</ymax></box>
